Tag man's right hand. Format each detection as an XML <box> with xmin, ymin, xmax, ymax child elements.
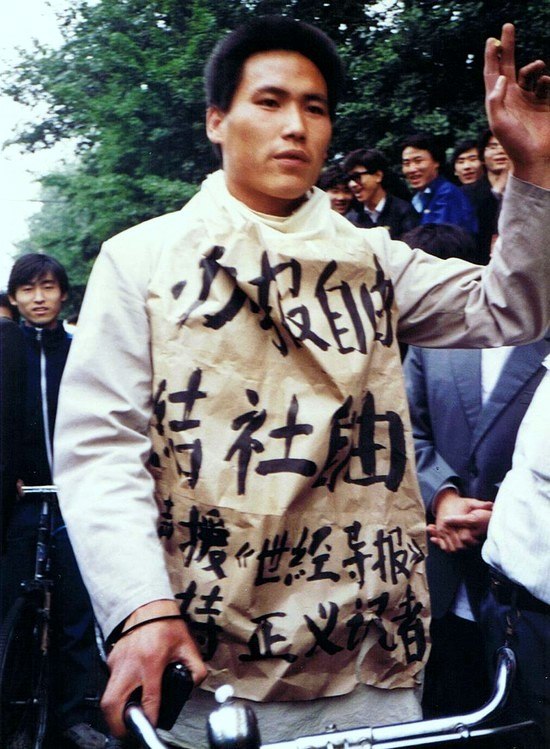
<box><xmin>101</xmin><ymin>599</ymin><xmax>208</xmax><ymax>737</ymax></box>
<box><xmin>428</xmin><ymin>488</ymin><xmax>493</xmax><ymax>553</ymax></box>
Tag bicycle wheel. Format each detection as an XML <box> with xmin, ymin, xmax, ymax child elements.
<box><xmin>0</xmin><ymin>595</ymin><xmax>49</xmax><ymax>749</ymax></box>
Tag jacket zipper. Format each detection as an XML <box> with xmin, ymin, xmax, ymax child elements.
<box><xmin>36</xmin><ymin>328</ymin><xmax>54</xmax><ymax>474</ymax></box>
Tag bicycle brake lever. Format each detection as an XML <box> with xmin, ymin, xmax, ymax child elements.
<box><xmin>124</xmin><ymin>662</ymin><xmax>193</xmax><ymax>733</ymax></box>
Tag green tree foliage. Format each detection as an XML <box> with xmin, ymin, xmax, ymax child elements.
<box><xmin>4</xmin><ymin>0</ymin><xmax>549</xmax><ymax>298</ymax></box>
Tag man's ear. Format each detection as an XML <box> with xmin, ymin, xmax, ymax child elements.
<box><xmin>61</xmin><ymin>292</ymin><xmax>68</xmax><ymax>303</ymax></box>
<box><xmin>206</xmin><ymin>106</ymin><xmax>225</xmax><ymax>145</ymax></box>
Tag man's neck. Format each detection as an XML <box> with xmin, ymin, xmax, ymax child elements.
<box><xmin>364</xmin><ymin>187</ymin><xmax>386</xmax><ymax>212</ymax></box>
<box><xmin>24</xmin><ymin>319</ymin><xmax>60</xmax><ymax>331</ymax></box>
<box><xmin>486</xmin><ymin>169</ymin><xmax>509</xmax><ymax>194</ymax></box>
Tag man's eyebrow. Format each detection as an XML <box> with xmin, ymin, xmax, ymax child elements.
<box><xmin>253</xmin><ymin>85</ymin><xmax>329</xmax><ymax>104</ymax></box>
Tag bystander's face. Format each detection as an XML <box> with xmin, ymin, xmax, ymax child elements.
<box><xmin>347</xmin><ymin>168</ymin><xmax>385</xmax><ymax>209</ymax></box>
<box><xmin>401</xmin><ymin>147</ymin><xmax>440</xmax><ymax>191</ymax></box>
<box><xmin>454</xmin><ymin>148</ymin><xmax>482</xmax><ymax>184</ymax></box>
<box><xmin>206</xmin><ymin>50</ymin><xmax>332</xmax><ymax>216</ymax></box>
<box><xmin>9</xmin><ymin>272</ymin><xmax>66</xmax><ymax>329</ymax></box>
<box><xmin>483</xmin><ymin>136</ymin><xmax>510</xmax><ymax>174</ymax></box>
<box><xmin>326</xmin><ymin>184</ymin><xmax>353</xmax><ymax>214</ymax></box>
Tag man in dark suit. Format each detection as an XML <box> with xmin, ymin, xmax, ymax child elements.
<box><xmin>403</xmin><ymin>336</ymin><xmax>550</xmax><ymax>718</ymax></box>
<box><xmin>343</xmin><ymin>147</ymin><xmax>419</xmax><ymax>239</ymax></box>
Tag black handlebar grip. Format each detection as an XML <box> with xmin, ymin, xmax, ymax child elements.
<box><xmin>157</xmin><ymin>662</ymin><xmax>193</xmax><ymax>729</ymax></box>
<box><xmin>124</xmin><ymin>662</ymin><xmax>193</xmax><ymax>732</ymax></box>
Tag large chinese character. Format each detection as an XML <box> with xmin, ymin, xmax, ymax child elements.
<box><xmin>249</xmin><ymin>251</ymin><xmax>302</xmax><ymax>355</ymax></box>
<box><xmin>391</xmin><ymin>585</ymin><xmax>426</xmax><ymax>664</ymax></box>
<box><xmin>178</xmin><ymin>246</ymin><xmax>249</xmax><ymax>329</ymax></box>
<box><xmin>255</xmin><ymin>532</ymin><xmax>290</xmax><ymax>586</ymax></box>
<box><xmin>345</xmin><ymin>391</ymin><xmax>406</xmax><ymax>492</ymax></box>
<box><xmin>315</xmin><ymin>260</ymin><xmax>368</xmax><ymax>355</ymax></box>
<box><xmin>371</xmin><ymin>527</ymin><xmax>410</xmax><ymax>585</ymax></box>
<box><xmin>360</xmin><ymin>256</ymin><xmax>394</xmax><ymax>348</ymax></box>
<box><xmin>167</xmin><ymin>369</ymin><xmax>206</xmax><ymax>488</ymax></box>
<box><xmin>157</xmin><ymin>496</ymin><xmax>175</xmax><ymax>540</ymax></box>
<box><xmin>342</xmin><ymin>520</ymin><xmax>372</xmax><ymax>588</ymax></box>
<box><xmin>256</xmin><ymin>395</ymin><xmax>316</xmax><ymax>477</ymax></box>
<box><xmin>313</xmin><ymin>397</ymin><xmax>354</xmax><ymax>491</ymax></box>
<box><xmin>225</xmin><ymin>389</ymin><xmax>266</xmax><ymax>495</ymax></box>
<box><xmin>239</xmin><ymin>612</ymin><xmax>298</xmax><ymax>663</ymax></box>
<box><xmin>192</xmin><ymin>585</ymin><xmax>224</xmax><ymax>661</ymax></box>
<box><xmin>304</xmin><ymin>602</ymin><xmax>343</xmax><ymax>656</ymax></box>
<box><xmin>178</xmin><ymin>506</ymin><xmax>229</xmax><ymax>579</ymax></box>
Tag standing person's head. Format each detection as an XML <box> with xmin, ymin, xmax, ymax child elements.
<box><xmin>0</xmin><ymin>291</ymin><xmax>19</xmax><ymax>322</ymax></box>
<box><xmin>451</xmin><ymin>139</ymin><xmax>482</xmax><ymax>185</ymax></box>
<box><xmin>478</xmin><ymin>129</ymin><xmax>510</xmax><ymax>177</ymax></box>
<box><xmin>317</xmin><ymin>165</ymin><xmax>353</xmax><ymax>215</ymax></box>
<box><xmin>204</xmin><ymin>15</ymin><xmax>345</xmax><ymax>217</ymax></box>
<box><xmin>342</xmin><ymin>148</ymin><xmax>388</xmax><ymax>210</ymax></box>
<box><xmin>401</xmin><ymin>133</ymin><xmax>445</xmax><ymax>192</ymax></box>
<box><xmin>8</xmin><ymin>254</ymin><xmax>69</xmax><ymax>329</ymax></box>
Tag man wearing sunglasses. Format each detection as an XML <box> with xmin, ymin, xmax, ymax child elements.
<box><xmin>343</xmin><ymin>148</ymin><xmax>419</xmax><ymax>239</ymax></box>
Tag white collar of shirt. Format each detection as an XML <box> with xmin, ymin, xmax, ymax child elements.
<box><xmin>364</xmin><ymin>196</ymin><xmax>387</xmax><ymax>223</ymax></box>
<box><xmin>481</xmin><ymin>346</ymin><xmax>515</xmax><ymax>404</ymax></box>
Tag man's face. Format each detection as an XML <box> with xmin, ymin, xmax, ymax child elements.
<box><xmin>347</xmin><ymin>168</ymin><xmax>384</xmax><ymax>208</ymax></box>
<box><xmin>401</xmin><ymin>147</ymin><xmax>439</xmax><ymax>191</ymax></box>
<box><xmin>483</xmin><ymin>136</ymin><xmax>510</xmax><ymax>174</ymax></box>
<box><xmin>454</xmin><ymin>148</ymin><xmax>482</xmax><ymax>184</ymax></box>
<box><xmin>326</xmin><ymin>184</ymin><xmax>353</xmax><ymax>214</ymax></box>
<box><xmin>207</xmin><ymin>50</ymin><xmax>332</xmax><ymax>216</ymax></box>
<box><xmin>9</xmin><ymin>272</ymin><xmax>66</xmax><ymax>329</ymax></box>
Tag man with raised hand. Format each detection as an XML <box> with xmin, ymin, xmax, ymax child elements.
<box><xmin>54</xmin><ymin>18</ymin><xmax>549</xmax><ymax>747</ymax></box>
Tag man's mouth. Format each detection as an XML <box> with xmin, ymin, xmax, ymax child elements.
<box><xmin>274</xmin><ymin>150</ymin><xmax>310</xmax><ymax>164</ymax></box>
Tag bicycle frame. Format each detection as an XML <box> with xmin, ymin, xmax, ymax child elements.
<box><xmin>21</xmin><ymin>485</ymin><xmax>58</xmax><ymax>655</ymax></box>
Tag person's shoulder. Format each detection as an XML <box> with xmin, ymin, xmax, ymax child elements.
<box><xmin>105</xmin><ymin>209</ymin><xmax>188</xmax><ymax>248</ymax></box>
<box><xmin>435</xmin><ymin>176</ymin><xmax>463</xmax><ymax>197</ymax></box>
<box><xmin>386</xmin><ymin>194</ymin><xmax>414</xmax><ymax>212</ymax></box>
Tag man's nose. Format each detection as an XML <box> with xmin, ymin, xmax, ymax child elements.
<box><xmin>33</xmin><ymin>287</ymin><xmax>45</xmax><ymax>301</ymax></box>
<box><xmin>282</xmin><ymin>103</ymin><xmax>306</xmax><ymax>138</ymax></box>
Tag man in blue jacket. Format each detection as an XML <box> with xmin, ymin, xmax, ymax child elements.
<box><xmin>4</xmin><ymin>254</ymin><xmax>118</xmax><ymax>749</ymax></box>
<box><xmin>401</xmin><ymin>133</ymin><xmax>478</xmax><ymax>235</ymax></box>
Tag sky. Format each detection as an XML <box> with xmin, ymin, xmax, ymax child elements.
<box><xmin>0</xmin><ymin>0</ymin><xmax>73</xmax><ymax>288</ymax></box>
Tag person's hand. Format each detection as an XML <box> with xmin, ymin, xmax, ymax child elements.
<box><xmin>485</xmin><ymin>24</ymin><xmax>550</xmax><ymax>188</ymax></box>
<box><xmin>427</xmin><ymin>488</ymin><xmax>493</xmax><ymax>553</ymax></box>
<box><xmin>101</xmin><ymin>599</ymin><xmax>208</xmax><ymax>737</ymax></box>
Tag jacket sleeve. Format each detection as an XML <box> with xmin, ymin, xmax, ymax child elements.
<box><xmin>54</xmin><ymin>227</ymin><xmax>176</xmax><ymax>638</ymax></box>
<box><xmin>375</xmin><ymin>175</ymin><xmax>550</xmax><ymax>347</ymax></box>
<box><xmin>402</xmin><ymin>347</ymin><xmax>461</xmax><ymax>515</ymax></box>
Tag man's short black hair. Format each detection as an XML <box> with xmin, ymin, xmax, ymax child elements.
<box><xmin>205</xmin><ymin>15</ymin><xmax>345</xmax><ymax>119</ymax></box>
<box><xmin>477</xmin><ymin>128</ymin><xmax>494</xmax><ymax>160</ymax></box>
<box><xmin>401</xmin><ymin>133</ymin><xmax>446</xmax><ymax>167</ymax></box>
<box><xmin>451</xmin><ymin>139</ymin><xmax>479</xmax><ymax>168</ymax></box>
<box><xmin>317</xmin><ymin>164</ymin><xmax>349</xmax><ymax>191</ymax></box>
<box><xmin>342</xmin><ymin>148</ymin><xmax>389</xmax><ymax>177</ymax></box>
<box><xmin>8</xmin><ymin>254</ymin><xmax>69</xmax><ymax>297</ymax></box>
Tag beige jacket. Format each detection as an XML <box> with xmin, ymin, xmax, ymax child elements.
<box><xmin>55</xmin><ymin>171</ymin><xmax>549</xmax><ymax>700</ymax></box>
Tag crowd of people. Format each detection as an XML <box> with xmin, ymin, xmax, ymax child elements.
<box><xmin>0</xmin><ymin>14</ymin><xmax>548</xmax><ymax>749</ymax></box>
<box><xmin>318</xmin><ymin>127</ymin><xmax>510</xmax><ymax>266</ymax></box>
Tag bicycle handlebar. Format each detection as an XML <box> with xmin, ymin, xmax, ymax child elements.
<box><xmin>207</xmin><ymin>647</ymin><xmax>532</xmax><ymax>749</ymax></box>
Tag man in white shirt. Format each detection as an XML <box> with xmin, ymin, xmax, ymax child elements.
<box><xmin>480</xmin><ymin>356</ymin><xmax>550</xmax><ymax>747</ymax></box>
<box><xmin>54</xmin><ymin>16</ymin><xmax>550</xmax><ymax>746</ymax></box>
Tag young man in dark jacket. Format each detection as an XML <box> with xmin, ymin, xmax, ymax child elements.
<box><xmin>343</xmin><ymin>148</ymin><xmax>419</xmax><ymax>239</ymax></box>
<box><xmin>4</xmin><ymin>254</ymin><xmax>119</xmax><ymax>749</ymax></box>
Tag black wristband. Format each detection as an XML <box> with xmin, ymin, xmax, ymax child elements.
<box><xmin>111</xmin><ymin>614</ymin><xmax>184</xmax><ymax>649</ymax></box>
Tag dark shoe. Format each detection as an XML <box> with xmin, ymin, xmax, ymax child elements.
<box><xmin>62</xmin><ymin>722</ymin><xmax>113</xmax><ymax>749</ymax></box>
